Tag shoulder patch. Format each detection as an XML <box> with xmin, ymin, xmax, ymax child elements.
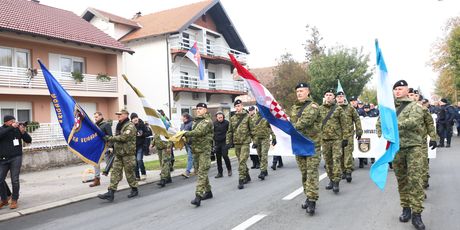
<box><xmin>125</xmin><ymin>129</ymin><xmax>131</xmax><ymax>135</ymax></box>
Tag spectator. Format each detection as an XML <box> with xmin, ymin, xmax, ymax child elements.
<box><xmin>143</xmin><ymin>122</ymin><xmax>153</xmax><ymax>155</ymax></box>
<box><xmin>437</xmin><ymin>98</ymin><xmax>456</xmax><ymax>147</ymax></box>
<box><xmin>0</xmin><ymin>115</ymin><xmax>32</xmax><ymax>209</ymax></box>
<box><xmin>131</xmin><ymin>113</ymin><xmax>148</xmax><ymax>180</ymax></box>
<box><xmin>89</xmin><ymin>112</ymin><xmax>113</xmax><ymax>187</ymax></box>
<box><xmin>213</xmin><ymin>111</ymin><xmax>232</xmax><ymax>178</ymax></box>
<box><xmin>181</xmin><ymin>113</ymin><xmax>194</xmax><ymax>178</ymax></box>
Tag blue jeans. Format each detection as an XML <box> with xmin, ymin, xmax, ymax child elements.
<box><xmin>185</xmin><ymin>144</ymin><xmax>193</xmax><ymax>173</ymax></box>
<box><xmin>0</xmin><ymin>155</ymin><xmax>22</xmax><ymax>200</ymax></box>
<box><xmin>135</xmin><ymin>147</ymin><xmax>146</xmax><ymax>178</ymax></box>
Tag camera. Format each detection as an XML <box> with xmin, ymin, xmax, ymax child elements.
<box><xmin>18</xmin><ymin>121</ymin><xmax>28</xmax><ymax>127</ymax></box>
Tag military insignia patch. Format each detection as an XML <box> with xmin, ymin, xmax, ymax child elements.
<box><xmin>358</xmin><ymin>138</ymin><xmax>371</xmax><ymax>152</ymax></box>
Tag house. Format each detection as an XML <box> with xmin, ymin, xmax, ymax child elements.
<box><xmin>82</xmin><ymin>0</ymin><xmax>249</xmax><ymax>125</ymax></box>
<box><xmin>0</xmin><ymin>0</ymin><xmax>132</xmax><ymax>126</ymax></box>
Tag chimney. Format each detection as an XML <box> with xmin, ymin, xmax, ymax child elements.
<box><xmin>132</xmin><ymin>12</ymin><xmax>142</xmax><ymax>19</ymax></box>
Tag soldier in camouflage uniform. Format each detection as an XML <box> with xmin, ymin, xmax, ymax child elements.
<box><xmin>226</xmin><ymin>99</ymin><xmax>253</xmax><ymax>190</ymax></box>
<box><xmin>380</xmin><ymin>80</ymin><xmax>432</xmax><ymax>230</ymax></box>
<box><xmin>290</xmin><ymin>83</ymin><xmax>322</xmax><ymax>215</ymax></box>
<box><xmin>409</xmin><ymin>90</ymin><xmax>437</xmax><ymax>189</ymax></box>
<box><xmin>319</xmin><ymin>89</ymin><xmax>349</xmax><ymax>194</ymax></box>
<box><xmin>98</xmin><ymin>109</ymin><xmax>138</xmax><ymax>202</ymax></box>
<box><xmin>251</xmin><ymin>109</ymin><xmax>276</xmax><ymax>180</ymax></box>
<box><xmin>336</xmin><ymin>91</ymin><xmax>363</xmax><ymax>183</ymax></box>
<box><xmin>184</xmin><ymin>103</ymin><xmax>214</xmax><ymax>207</ymax></box>
<box><xmin>153</xmin><ymin>134</ymin><xmax>173</xmax><ymax>187</ymax></box>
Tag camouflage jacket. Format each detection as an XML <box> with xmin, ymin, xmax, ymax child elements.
<box><xmin>290</xmin><ymin>98</ymin><xmax>322</xmax><ymax>145</ymax></box>
<box><xmin>107</xmin><ymin>119</ymin><xmax>136</xmax><ymax>156</ymax></box>
<box><xmin>226</xmin><ymin>110</ymin><xmax>253</xmax><ymax>145</ymax></box>
<box><xmin>339</xmin><ymin>103</ymin><xmax>363</xmax><ymax>138</ymax></box>
<box><xmin>319</xmin><ymin>101</ymin><xmax>348</xmax><ymax>140</ymax></box>
<box><xmin>421</xmin><ymin>106</ymin><xmax>437</xmax><ymax>142</ymax></box>
<box><xmin>185</xmin><ymin>113</ymin><xmax>213</xmax><ymax>153</ymax></box>
<box><xmin>251</xmin><ymin>112</ymin><xmax>275</xmax><ymax>140</ymax></box>
<box><xmin>152</xmin><ymin>134</ymin><xmax>169</xmax><ymax>150</ymax></box>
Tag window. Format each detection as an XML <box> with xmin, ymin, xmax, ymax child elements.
<box><xmin>181</xmin><ymin>108</ymin><xmax>190</xmax><ymax>115</ymax></box>
<box><xmin>17</xmin><ymin>109</ymin><xmax>31</xmax><ymax>122</ymax></box>
<box><xmin>180</xmin><ymin>71</ymin><xmax>189</xmax><ymax>88</ymax></box>
<box><xmin>0</xmin><ymin>108</ymin><xmax>14</xmax><ymax>117</ymax></box>
<box><xmin>0</xmin><ymin>47</ymin><xmax>13</xmax><ymax>67</ymax></box>
<box><xmin>73</xmin><ymin>61</ymin><xmax>83</xmax><ymax>74</ymax></box>
<box><xmin>206</xmin><ymin>39</ymin><xmax>213</xmax><ymax>55</ymax></box>
<box><xmin>182</xmin><ymin>33</ymin><xmax>190</xmax><ymax>49</ymax></box>
<box><xmin>208</xmin><ymin>72</ymin><xmax>216</xmax><ymax>90</ymax></box>
<box><xmin>16</xmin><ymin>51</ymin><xmax>29</xmax><ymax>68</ymax></box>
<box><xmin>0</xmin><ymin>47</ymin><xmax>30</xmax><ymax>68</ymax></box>
<box><xmin>60</xmin><ymin>57</ymin><xmax>72</xmax><ymax>73</ymax></box>
<box><xmin>49</xmin><ymin>53</ymin><xmax>85</xmax><ymax>74</ymax></box>
<box><xmin>0</xmin><ymin>102</ymin><xmax>33</xmax><ymax>122</ymax></box>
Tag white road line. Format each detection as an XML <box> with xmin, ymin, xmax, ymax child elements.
<box><xmin>232</xmin><ymin>214</ymin><xmax>267</xmax><ymax>230</ymax></box>
<box><xmin>282</xmin><ymin>173</ymin><xmax>328</xmax><ymax>200</ymax></box>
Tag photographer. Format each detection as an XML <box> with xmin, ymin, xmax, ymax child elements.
<box><xmin>0</xmin><ymin>115</ymin><xmax>32</xmax><ymax>209</ymax></box>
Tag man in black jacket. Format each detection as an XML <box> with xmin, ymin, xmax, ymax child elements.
<box><xmin>90</xmin><ymin>112</ymin><xmax>113</xmax><ymax>187</ymax></box>
<box><xmin>131</xmin><ymin>113</ymin><xmax>148</xmax><ymax>180</ymax></box>
<box><xmin>0</xmin><ymin>115</ymin><xmax>32</xmax><ymax>209</ymax></box>
<box><xmin>213</xmin><ymin>112</ymin><xmax>232</xmax><ymax>178</ymax></box>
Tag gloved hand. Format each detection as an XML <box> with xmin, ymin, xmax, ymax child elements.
<box><xmin>252</xmin><ymin>143</ymin><xmax>258</xmax><ymax>149</ymax></box>
<box><xmin>272</xmin><ymin>139</ymin><xmax>277</xmax><ymax>146</ymax></box>
<box><xmin>429</xmin><ymin>140</ymin><xmax>437</xmax><ymax>150</ymax></box>
<box><xmin>103</xmin><ymin>136</ymin><xmax>110</xmax><ymax>141</ymax></box>
<box><xmin>226</xmin><ymin>143</ymin><xmax>234</xmax><ymax>149</ymax></box>
<box><xmin>356</xmin><ymin>135</ymin><xmax>362</xmax><ymax>140</ymax></box>
<box><xmin>341</xmin><ymin>140</ymin><xmax>348</xmax><ymax>148</ymax></box>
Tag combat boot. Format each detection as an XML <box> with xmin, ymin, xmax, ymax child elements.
<box><xmin>165</xmin><ymin>177</ymin><xmax>172</xmax><ymax>184</ymax></box>
<box><xmin>332</xmin><ymin>181</ymin><xmax>340</xmax><ymax>193</ymax></box>
<box><xmin>301</xmin><ymin>199</ymin><xmax>308</xmax><ymax>209</ymax></box>
<box><xmin>98</xmin><ymin>189</ymin><xmax>115</xmax><ymax>202</ymax></box>
<box><xmin>399</xmin><ymin>207</ymin><xmax>411</xmax><ymax>222</ymax></box>
<box><xmin>325</xmin><ymin>180</ymin><xmax>333</xmax><ymax>190</ymax></box>
<box><xmin>345</xmin><ymin>172</ymin><xmax>352</xmax><ymax>183</ymax></box>
<box><xmin>263</xmin><ymin>171</ymin><xmax>268</xmax><ymax>176</ymax></box>
<box><xmin>306</xmin><ymin>200</ymin><xmax>316</xmax><ymax>216</ymax></box>
<box><xmin>157</xmin><ymin>179</ymin><xmax>166</xmax><ymax>187</ymax></box>
<box><xmin>238</xmin><ymin>180</ymin><xmax>245</xmax><ymax>189</ymax></box>
<box><xmin>341</xmin><ymin>173</ymin><xmax>346</xmax><ymax>180</ymax></box>
<box><xmin>191</xmin><ymin>195</ymin><xmax>202</xmax><ymax>207</ymax></box>
<box><xmin>202</xmin><ymin>191</ymin><xmax>213</xmax><ymax>200</ymax></box>
<box><xmin>271</xmin><ymin>163</ymin><xmax>277</xmax><ymax>170</ymax></box>
<box><xmin>215</xmin><ymin>173</ymin><xmax>223</xmax><ymax>178</ymax></box>
<box><xmin>127</xmin><ymin>187</ymin><xmax>138</xmax><ymax>198</ymax></box>
<box><xmin>411</xmin><ymin>213</ymin><xmax>425</xmax><ymax>230</ymax></box>
<box><xmin>244</xmin><ymin>174</ymin><xmax>251</xmax><ymax>184</ymax></box>
<box><xmin>258</xmin><ymin>171</ymin><xmax>265</xmax><ymax>180</ymax></box>
<box><xmin>89</xmin><ymin>177</ymin><xmax>100</xmax><ymax>187</ymax></box>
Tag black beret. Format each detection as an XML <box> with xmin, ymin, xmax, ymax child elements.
<box><xmin>393</xmin><ymin>80</ymin><xmax>408</xmax><ymax>89</ymax></box>
<box><xmin>324</xmin><ymin>89</ymin><xmax>336</xmax><ymax>95</ymax></box>
<box><xmin>440</xmin><ymin>98</ymin><xmax>448</xmax><ymax>104</ymax></box>
<box><xmin>130</xmin><ymin>112</ymin><xmax>138</xmax><ymax>119</ymax></box>
<box><xmin>337</xmin><ymin>91</ymin><xmax>345</xmax><ymax>96</ymax></box>
<box><xmin>408</xmin><ymin>88</ymin><xmax>414</xmax><ymax>94</ymax></box>
<box><xmin>248</xmin><ymin>106</ymin><xmax>255</xmax><ymax>111</ymax></box>
<box><xmin>413</xmin><ymin>90</ymin><xmax>419</xmax><ymax>95</ymax></box>
<box><xmin>363</xmin><ymin>104</ymin><xmax>370</xmax><ymax>109</ymax></box>
<box><xmin>3</xmin><ymin>115</ymin><xmax>15</xmax><ymax>123</ymax></box>
<box><xmin>234</xmin><ymin>99</ymin><xmax>242</xmax><ymax>106</ymax></box>
<box><xmin>196</xmin><ymin>103</ymin><xmax>207</xmax><ymax>108</ymax></box>
<box><xmin>295</xmin><ymin>82</ymin><xmax>310</xmax><ymax>90</ymax></box>
<box><xmin>349</xmin><ymin>96</ymin><xmax>357</xmax><ymax>101</ymax></box>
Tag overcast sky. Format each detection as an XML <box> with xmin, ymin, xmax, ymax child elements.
<box><xmin>40</xmin><ymin>0</ymin><xmax>460</xmax><ymax>95</ymax></box>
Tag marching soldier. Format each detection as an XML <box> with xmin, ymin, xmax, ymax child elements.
<box><xmin>319</xmin><ymin>89</ymin><xmax>349</xmax><ymax>194</ymax></box>
<box><xmin>248</xmin><ymin>106</ymin><xmax>260</xmax><ymax>169</ymax></box>
<box><xmin>98</xmin><ymin>109</ymin><xmax>138</xmax><ymax>202</ymax></box>
<box><xmin>226</xmin><ymin>99</ymin><xmax>253</xmax><ymax>189</ymax></box>
<box><xmin>153</xmin><ymin>134</ymin><xmax>173</xmax><ymax>187</ymax></box>
<box><xmin>184</xmin><ymin>103</ymin><xmax>214</xmax><ymax>207</ymax></box>
<box><xmin>336</xmin><ymin>92</ymin><xmax>363</xmax><ymax>182</ymax></box>
<box><xmin>290</xmin><ymin>83</ymin><xmax>322</xmax><ymax>215</ymax></box>
<box><xmin>251</xmin><ymin>108</ymin><xmax>276</xmax><ymax>181</ymax></box>
<box><xmin>380</xmin><ymin>80</ymin><xmax>429</xmax><ymax>230</ymax></box>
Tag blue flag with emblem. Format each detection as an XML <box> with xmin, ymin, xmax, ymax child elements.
<box><xmin>38</xmin><ymin>60</ymin><xmax>107</xmax><ymax>166</ymax></box>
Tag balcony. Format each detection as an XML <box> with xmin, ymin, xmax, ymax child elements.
<box><xmin>172</xmin><ymin>73</ymin><xmax>247</xmax><ymax>95</ymax></box>
<box><xmin>0</xmin><ymin>66</ymin><xmax>118</xmax><ymax>93</ymax></box>
<box><xmin>169</xmin><ymin>34</ymin><xmax>247</xmax><ymax>64</ymax></box>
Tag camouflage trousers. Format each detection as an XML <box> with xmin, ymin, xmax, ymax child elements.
<box><xmin>295</xmin><ymin>145</ymin><xmax>321</xmax><ymax>201</ymax></box>
<box><xmin>254</xmin><ymin>138</ymin><xmax>270</xmax><ymax>172</ymax></box>
<box><xmin>341</xmin><ymin>136</ymin><xmax>354</xmax><ymax>173</ymax></box>
<box><xmin>157</xmin><ymin>148</ymin><xmax>164</xmax><ymax>168</ymax></box>
<box><xmin>393</xmin><ymin>146</ymin><xmax>424</xmax><ymax>213</ymax></box>
<box><xmin>322</xmin><ymin>139</ymin><xmax>342</xmax><ymax>182</ymax></box>
<box><xmin>159</xmin><ymin>148</ymin><xmax>171</xmax><ymax>180</ymax></box>
<box><xmin>235</xmin><ymin>144</ymin><xmax>250</xmax><ymax>181</ymax></box>
<box><xmin>421</xmin><ymin>142</ymin><xmax>429</xmax><ymax>187</ymax></box>
<box><xmin>109</xmin><ymin>154</ymin><xmax>138</xmax><ymax>191</ymax></box>
<box><xmin>193</xmin><ymin>151</ymin><xmax>211</xmax><ymax>197</ymax></box>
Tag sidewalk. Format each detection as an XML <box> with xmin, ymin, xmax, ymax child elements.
<box><xmin>0</xmin><ymin>151</ymin><xmax>188</xmax><ymax>221</ymax></box>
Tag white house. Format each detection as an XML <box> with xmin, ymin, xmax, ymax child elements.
<box><xmin>82</xmin><ymin>0</ymin><xmax>249</xmax><ymax>126</ymax></box>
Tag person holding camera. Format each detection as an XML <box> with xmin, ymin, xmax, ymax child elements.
<box><xmin>0</xmin><ymin>115</ymin><xmax>32</xmax><ymax>209</ymax></box>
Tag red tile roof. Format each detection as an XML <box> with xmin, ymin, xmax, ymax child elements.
<box><xmin>120</xmin><ymin>0</ymin><xmax>215</xmax><ymax>42</ymax></box>
<box><xmin>0</xmin><ymin>0</ymin><xmax>132</xmax><ymax>53</ymax></box>
<box><xmin>86</xmin><ymin>8</ymin><xmax>140</xmax><ymax>28</ymax></box>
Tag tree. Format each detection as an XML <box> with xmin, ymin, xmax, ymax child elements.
<box><xmin>304</xmin><ymin>25</ymin><xmax>325</xmax><ymax>63</ymax></box>
<box><xmin>360</xmin><ymin>87</ymin><xmax>377</xmax><ymax>105</ymax></box>
<box><xmin>307</xmin><ymin>46</ymin><xmax>373</xmax><ymax>103</ymax></box>
<box><xmin>268</xmin><ymin>53</ymin><xmax>309</xmax><ymax>112</ymax></box>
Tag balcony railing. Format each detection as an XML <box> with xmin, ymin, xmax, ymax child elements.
<box><xmin>172</xmin><ymin>74</ymin><xmax>247</xmax><ymax>92</ymax></box>
<box><xmin>169</xmin><ymin>34</ymin><xmax>247</xmax><ymax>63</ymax></box>
<box><xmin>0</xmin><ymin>66</ymin><xmax>118</xmax><ymax>93</ymax></box>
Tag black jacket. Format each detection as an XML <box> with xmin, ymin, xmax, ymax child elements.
<box><xmin>135</xmin><ymin>119</ymin><xmax>149</xmax><ymax>147</ymax></box>
<box><xmin>0</xmin><ymin>125</ymin><xmax>32</xmax><ymax>160</ymax></box>
<box><xmin>213</xmin><ymin>120</ymin><xmax>229</xmax><ymax>143</ymax></box>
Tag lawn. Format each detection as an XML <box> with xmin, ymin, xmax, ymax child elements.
<box><xmin>145</xmin><ymin>148</ymin><xmax>236</xmax><ymax>171</ymax></box>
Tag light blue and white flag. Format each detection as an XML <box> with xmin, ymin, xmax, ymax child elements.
<box><xmin>370</xmin><ymin>40</ymin><xmax>400</xmax><ymax>190</ymax></box>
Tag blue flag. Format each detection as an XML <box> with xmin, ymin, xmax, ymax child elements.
<box><xmin>38</xmin><ymin>60</ymin><xmax>107</xmax><ymax>166</ymax></box>
<box><xmin>370</xmin><ymin>40</ymin><xmax>400</xmax><ymax>190</ymax></box>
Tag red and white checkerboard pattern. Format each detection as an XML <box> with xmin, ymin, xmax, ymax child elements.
<box><xmin>269</xmin><ymin>100</ymin><xmax>288</xmax><ymax>121</ymax></box>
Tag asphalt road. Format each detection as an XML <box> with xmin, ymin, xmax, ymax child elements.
<box><xmin>1</xmin><ymin>138</ymin><xmax>459</xmax><ymax>230</ymax></box>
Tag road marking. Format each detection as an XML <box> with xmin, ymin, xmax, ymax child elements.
<box><xmin>282</xmin><ymin>173</ymin><xmax>327</xmax><ymax>200</ymax></box>
<box><xmin>232</xmin><ymin>214</ymin><xmax>267</xmax><ymax>230</ymax></box>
